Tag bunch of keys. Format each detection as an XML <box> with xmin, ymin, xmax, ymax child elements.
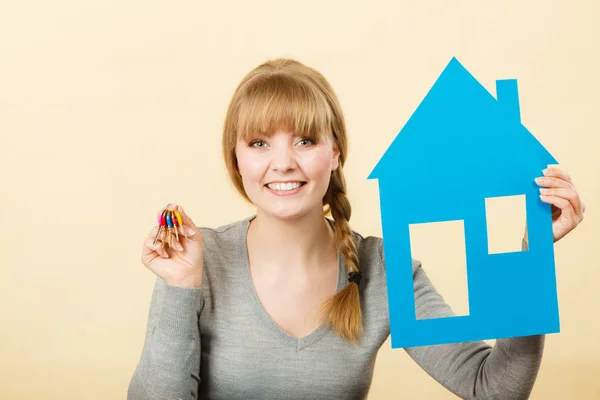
<box><xmin>153</xmin><ymin>208</ymin><xmax>188</xmax><ymax>249</ymax></box>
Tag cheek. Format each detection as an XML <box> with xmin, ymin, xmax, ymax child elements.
<box><xmin>300</xmin><ymin>151</ymin><xmax>334</xmax><ymax>179</ymax></box>
<box><xmin>236</xmin><ymin>149</ymin><xmax>266</xmax><ymax>179</ymax></box>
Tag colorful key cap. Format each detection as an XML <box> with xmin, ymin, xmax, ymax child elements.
<box><xmin>174</xmin><ymin>210</ymin><xmax>188</xmax><ymax>241</ymax></box>
<box><xmin>153</xmin><ymin>210</ymin><xmax>167</xmax><ymax>246</ymax></box>
<box><xmin>170</xmin><ymin>210</ymin><xmax>180</xmax><ymax>242</ymax></box>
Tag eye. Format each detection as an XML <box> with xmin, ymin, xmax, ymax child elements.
<box><xmin>297</xmin><ymin>138</ymin><xmax>314</xmax><ymax>146</ymax></box>
<box><xmin>249</xmin><ymin>140</ymin><xmax>266</xmax><ymax>148</ymax></box>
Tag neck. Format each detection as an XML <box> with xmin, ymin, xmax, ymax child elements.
<box><xmin>247</xmin><ymin>207</ymin><xmax>336</xmax><ymax>274</ymax></box>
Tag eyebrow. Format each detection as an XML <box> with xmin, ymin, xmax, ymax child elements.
<box><xmin>252</xmin><ymin>131</ymin><xmax>304</xmax><ymax>139</ymax></box>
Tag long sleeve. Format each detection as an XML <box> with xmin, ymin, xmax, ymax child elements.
<box><xmin>403</xmin><ymin>239</ymin><xmax>545</xmax><ymax>399</ymax></box>
<box><xmin>127</xmin><ymin>277</ymin><xmax>204</xmax><ymax>400</ymax></box>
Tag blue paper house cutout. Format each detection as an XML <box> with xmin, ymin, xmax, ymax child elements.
<box><xmin>368</xmin><ymin>57</ymin><xmax>560</xmax><ymax>348</ymax></box>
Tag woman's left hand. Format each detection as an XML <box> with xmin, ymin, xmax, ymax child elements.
<box><xmin>527</xmin><ymin>166</ymin><xmax>586</xmax><ymax>244</ymax></box>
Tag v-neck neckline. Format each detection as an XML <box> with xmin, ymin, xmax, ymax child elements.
<box><xmin>238</xmin><ymin>215</ymin><xmax>346</xmax><ymax>350</ymax></box>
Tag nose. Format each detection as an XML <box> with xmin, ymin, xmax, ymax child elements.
<box><xmin>271</xmin><ymin>145</ymin><xmax>296</xmax><ymax>172</ymax></box>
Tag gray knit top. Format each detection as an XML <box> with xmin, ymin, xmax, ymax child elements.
<box><xmin>127</xmin><ymin>215</ymin><xmax>544</xmax><ymax>400</ymax></box>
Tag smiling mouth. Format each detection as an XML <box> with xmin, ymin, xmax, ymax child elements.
<box><xmin>264</xmin><ymin>182</ymin><xmax>307</xmax><ymax>192</ymax></box>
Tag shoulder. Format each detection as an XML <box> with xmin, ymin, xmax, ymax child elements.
<box><xmin>193</xmin><ymin>216</ymin><xmax>251</xmax><ymax>275</ymax></box>
<box><xmin>190</xmin><ymin>217</ymin><xmax>253</xmax><ymax>296</ymax></box>
<box><xmin>348</xmin><ymin>226</ymin><xmax>422</xmax><ymax>277</ymax></box>
<box><xmin>196</xmin><ymin>216</ymin><xmax>248</xmax><ymax>247</ymax></box>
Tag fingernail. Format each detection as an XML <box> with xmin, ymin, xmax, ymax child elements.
<box><xmin>176</xmin><ymin>243</ymin><xmax>184</xmax><ymax>251</ymax></box>
<box><xmin>535</xmin><ymin>177</ymin><xmax>543</xmax><ymax>183</ymax></box>
<box><xmin>187</xmin><ymin>228</ymin><xmax>196</xmax><ymax>236</ymax></box>
<box><xmin>542</xmin><ymin>168</ymin><xmax>549</xmax><ymax>175</ymax></box>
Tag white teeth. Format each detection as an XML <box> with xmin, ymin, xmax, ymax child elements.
<box><xmin>267</xmin><ymin>182</ymin><xmax>303</xmax><ymax>191</ymax></box>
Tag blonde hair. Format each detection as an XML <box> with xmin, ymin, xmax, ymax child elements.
<box><xmin>222</xmin><ymin>58</ymin><xmax>363</xmax><ymax>344</ymax></box>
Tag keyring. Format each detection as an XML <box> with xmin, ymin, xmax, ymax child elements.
<box><xmin>152</xmin><ymin>207</ymin><xmax>188</xmax><ymax>248</ymax></box>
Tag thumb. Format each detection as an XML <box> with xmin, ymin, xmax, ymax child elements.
<box><xmin>174</xmin><ymin>205</ymin><xmax>201</xmax><ymax>241</ymax></box>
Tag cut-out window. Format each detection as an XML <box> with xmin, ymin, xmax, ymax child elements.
<box><xmin>409</xmin><ymin>220</ymin><xmax>469</xmax><ymax>319</ymax></box>
<box><xmin>485</xmin><ymin>194</ymin><xmax>527</xmax><ymax>254</ymax></box>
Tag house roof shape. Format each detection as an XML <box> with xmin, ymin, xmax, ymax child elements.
<box><xmin>368</xmin><ymin>57</ymin><xmax>557</xmax><ymax>198</ymax></box>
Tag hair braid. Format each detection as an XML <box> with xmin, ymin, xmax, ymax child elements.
<box><xmin>320</xmin><ymin>165</ymin><xmax>363</xmax><ymax>344</ymax></box>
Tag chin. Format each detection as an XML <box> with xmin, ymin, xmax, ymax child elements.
<box><xmin>264</xmin><ymin>208</ymin><xmax>309</xmax><ymax>221</ymax></box>
<box><xmin>256</xmin><ymin>202</ymin><xmax>322</xmax><ymax>222</ymax></box>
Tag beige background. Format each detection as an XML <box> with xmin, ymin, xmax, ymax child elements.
<box><xmin>1</xmin><ymin>1</ymin><xmax>598</xmax><ymax>398</ymax></box>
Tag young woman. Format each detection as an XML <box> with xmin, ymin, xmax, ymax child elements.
<box><xmin>128</xmin><ymin>59</ymin><xmax>585</xmax><ymax>400</ymax></box>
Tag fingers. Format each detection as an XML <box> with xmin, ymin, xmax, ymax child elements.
<box><xmin>171</xmin><ymin>204</ymin><xmax>201</xmax><ymax>242</ymax></box>
<box><xmin>539</xmin><ymin>194</ymin><xmax>579</xmax><ymax>229</ymax></box>
<box><xmin>143</xmin><ymin>225</ymin><xmax>183</xmax><ymax>261</ymax></box>
<box><xmin>535</xmin><ymin>167</ymin><xmax>584</xmax><ymax>221</ymax></box>
<box><xmin>534</xmin><ymin>176</ymin><xmax>572</xmax><ymax>190</ymax></box>
<box><xmin>143</xmin><ymin>226</ymin><xmax>170</xmax><ymax>259</ymax></box>
<box><xmin>175</xmin><ymin>205</ymin><xmax>199</xmax><ymax>236</ymax></box>
<box><xmin>165</xmin><ymin>232</ymin><xmax>184</xmax><ymax>251</ymax></box>
<box><xmin>543</xmin><ymin>166</ymin><xmax>573</xmax><ymax>184</ymax></box>
<box><xmin>539</xmin><ymin>188</ymin><xmax>583</xmax><ymax>218</ymax></box>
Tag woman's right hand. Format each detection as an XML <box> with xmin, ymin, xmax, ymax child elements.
<box><xmin>141</xmin><ymin>204</ymin><xmax>203</xmax><ymax>288</ymax></box>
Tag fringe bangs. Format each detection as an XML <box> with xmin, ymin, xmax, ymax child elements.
<box><xmin>235</xmin><ymin>73</ymin><xmax>333</xmax><ymax>143</ymax></box>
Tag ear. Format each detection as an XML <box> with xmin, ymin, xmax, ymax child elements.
<box><xmin>332</xmin><ymin>146</ymin><xmax>340</xmax><ymax>171</ymax></box>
